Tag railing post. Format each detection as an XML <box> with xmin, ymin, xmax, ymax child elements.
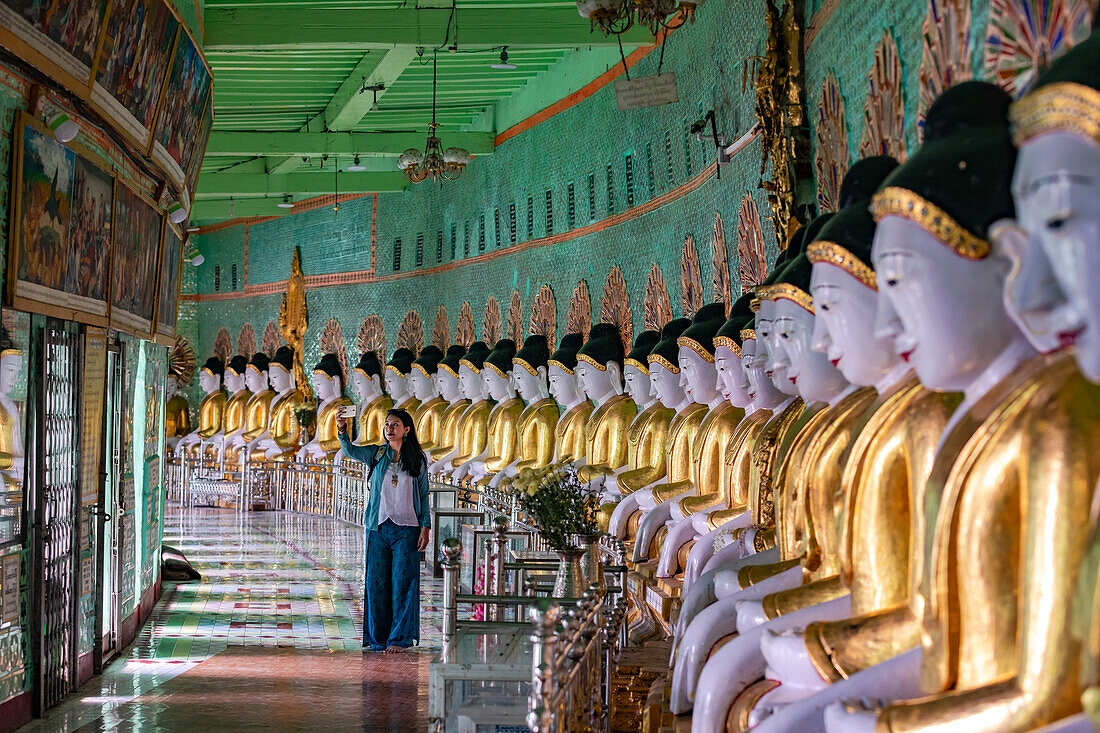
<box><xmin>491</xmin><ymin>515</ymin><xmax>509</xmax><ymax>621</ymax></box>
<box><xmin>527</xmin><ymin>598</ymin><xmax>560</xmax><ymax>733</ymax></box>
<box><xmin>441</xmin><ymin>537</ymin><xmax>462</xmax><ymax>649</ymax></box>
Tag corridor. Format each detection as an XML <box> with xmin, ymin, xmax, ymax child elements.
<box><xmin>17</xmin><ymin>505</ymin><xmax>443</xmax><ymax>732</ymax></box>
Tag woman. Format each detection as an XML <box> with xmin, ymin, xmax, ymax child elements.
<box><xmin>337</xmin><ymin>408</ymin><xmax>431</xmax><ymax>653</ymax></box>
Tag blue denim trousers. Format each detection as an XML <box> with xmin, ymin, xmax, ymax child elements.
<box><xmin>364</xmin><ymin>519</ymin><xmax>421</xmax><ymax>650</ymax></box>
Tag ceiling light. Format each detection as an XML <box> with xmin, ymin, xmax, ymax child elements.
<box><xmin>47</xmin><ymin>112</ymin><xmax>79</xmax><ymax>143</ymax></box>
<box><xmin>348</xmin><ymin>155</ymin><xmax>366</xmax><ymax>172</ymax></box>
<box><xmin>277</xmin><ymin>194</ymin><xmax>294</xmax><ymax>209</ymax></box>
<box><xmin>166</xmin><ymin>199</ymin><xmax>188</xmax><ymax>224</ymax></box>
<box><xmin>184</xmin><ymin>242</ymin><xmax>204</xmax><ymax>267</ymax></box>
<box><xmin>398</xmin><ymin>53</ymin><xmax>470</xmax><ymax>184</ymax></box>
<box><xmin>491</xmin><ymin>49</ymin><xmax>516</xmax><ymax>70</ymax></box>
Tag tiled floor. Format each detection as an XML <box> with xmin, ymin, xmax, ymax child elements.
<box><xmin>18</xmin><ymin>504</ymin><xmax>442</xmax><ymax>732</ymax></box>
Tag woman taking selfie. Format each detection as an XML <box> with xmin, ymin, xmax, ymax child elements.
<box><xmin>337</xmin><ymin>408</ymin><xmax>431</xmax><ymax>653</ymax></box>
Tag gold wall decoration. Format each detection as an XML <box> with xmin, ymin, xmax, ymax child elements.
<box><xmin>814</xmin><ymin>73</ymin><xmax>850</xmax><ymax>212</ymax></box>
<box><xmin>567</xmin><ymin>281</ymin><xmax>592</xmax><ymax>340</ymax></box>
<box><xmin>279</xmin><ymin>246</ymin><xmax>310</xmax><ymax>399</ymax></box>
<box><xmin>169</xmin><ymin>334</ymin><xmax>196</xmax><ymax>386</ymax></box>
<box><xmin>319</xmin><ymin>317</ymin><xmax>350</xmax><ymax>386</ymax></box>
<box><xmin>357</xmin><ymin>315</ymin><xmax>386</xmax><ymax>358</ymax></box>
<box><xmin>711</xmin><ymin>212</ymin><xmax>732</xmax><ymax>315</ymax></box>
<box><xmin>261</xmin><ymin>320</ymin><xmax>282</xmax><ymax>354</ymax></box>
<box><xmin>507</xmin><ymin>290</ymin><xmax>524</xmax><ymax>343</ymax></box>
<box><xmin>600</xmin><ymin>265</ymin><xmax>633</xmax><ymax>351</ymax></box>
<box><xmin>236</xmin><ymin>323</ymin><xmax>256</xmax><ymax>357</ymax></box>
<box><xmin>483</xmin><ymin>298</ymin><xmax>502</xmax><ymax>344</ymax></box>
<box><xmin>455</xmin><ymin>302</ymin><xmax>475</xmax><ymax>347</ymax></box>
<box><xmin>213</xmin><ymin>327</ymin><xmax>232</xmax><ymax>363</ymax></box>
<box><xmin>644</xmin><ymin>264</ymin><xmax>673</xmax><ymax>331</ymax></box>
<box><xmin>859</xmin><ymin>32</ymin><xmax>909</xmax><ymax>163</ymax></box>
<box><xmin>983</xmin><ymin>0</ymin><xmax>1095</xmax><ymax>98</ymax></box>
<box><xmin>737</xmin><ymin>193</ymin><xmax>769</xmax><ymax>294</ymax></box>
<box><xmin>530</xmin><ymin>285</ymin><xmax>557</xmax><ymax>347</ymax></box>
<box><xmin>432</xmin><ymin>306</ymin><xmax>450</xmax><ymax>350</ymax></box>
<box><xmin>680</xmin><ymin>235</ymin><xmax>704</xmax><ymax>318</ymax></box>
<box><xmin>397</xmin><ymin>311</ymin><xmax>425</xmax><ymax>355</ymax></box>
<box><xmin>919</xmin><ymin>0</ymin><xmax>973</xmax><ymax>139</ymax></box>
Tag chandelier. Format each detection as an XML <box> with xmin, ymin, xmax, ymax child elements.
<box><xmin>577</xmin><ymin>0</ymin><xmax>700</xmax><ymax>36</ymax></box>
<box><xmin>398</xmin><ymin>53</ymin><xmax>471</xmax><ymax>184</ymax></box>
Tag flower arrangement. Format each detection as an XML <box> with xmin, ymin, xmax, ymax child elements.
<box><xmin>292</xmin><ymin>401</ymin><xmax>317</xmax><ymax>443</ymax></box>
<box><xmin>514</xmin><ymin>460</ymin><xmax>602</xmax><ymax>552</ymax></box>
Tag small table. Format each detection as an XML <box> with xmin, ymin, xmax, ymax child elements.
<box><xmin>429</xmin><ymin>623</ymin><xmax>533</xmax><ymax>732</ymax></box>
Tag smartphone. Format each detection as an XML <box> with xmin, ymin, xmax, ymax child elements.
<box><xmin>339</xmin><ymin>405</ymin><xmax>357</xmax><ymax>419</ymax></box>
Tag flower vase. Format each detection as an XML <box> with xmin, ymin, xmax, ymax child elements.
<box><xmin>575</xmin><ymin>533</ymin><xmax>604</xmax><ymax>590</ymax></box>
<box><xmin>553</xmin><ymin>548</ymin><xmax>586</xmax><ymax>599</ymax></box>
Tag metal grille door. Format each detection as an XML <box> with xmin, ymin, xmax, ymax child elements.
<box><xmin>32</xmin><ymin>323</ymin><xmax>81</xmax><ymax>712</ymax></box>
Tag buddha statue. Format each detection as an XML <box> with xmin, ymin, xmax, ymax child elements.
<box><xmin>458</xmin><ymin>339</ymin><xmax>524</xmax><ymax>485</ymax></box>
<box><xmin>333</xmin><ymin>352</ymin><xmax>392</xmax><ymax>466</ymax></box>
<box><xmin>164</xmin><ymin>372</ymin><xmax>191</xmax><ymax>451</ymax></box>
<box><xmin>782</xmin><ymin>81</ymin><xmax>1100</xmax><ymax>733</ymax></box>
<box><xmin>208</xmin><ymin>355</ymin><xmax>251</xmax><ymax>464</ymax></box>
<box><xmin>428</xmin><ymin>341</ymin><xmax>493</xmax><ymax>476</ymax></box>
<box><xmin>570</xmin><ymin>324</ymin><xmax>638</xmax><ymax>480</ymax></box>
<box><xmin>629</xmin><ymin>303</ymin><xmax>743</xmax><ymax>570</ymax></box>
<box><xmin>606</xmin><ymin>318</ymin><xmax>702</xmax><ymax>540</ymax></box>
<box><xmin>252</xmin><ymin>346</ymin><xmax>306</xmax><ymax>460</ymax></box>
<box><xmin>0</xmin><ymin>337</ymin><xmax>25</xmax><ymax>497</ymax></box>
<box><xmin>408</xmin><ymin>345</ymin><xmax>446</xmax><ymax>452</ymax></box>
<box><xmin>384</xmin><ymin>348</ymin><xmax>422</xmax><ymax>417</ymax></box>
<box><xmin>225</xmin><ymin>352</ymin><xmax>274</xmax><ymax>468</ymax></box>
<box><xmin>427</xmin><ymin>345</ymin><xmax>469</xmax><ymax>463</ymax></box>
<box><xmin>546</xmin><ymin>334</ymin><xmax>592</xmax><ymax>463</ymax></box>
<box><xmin>176</xmin><ymin>357</ymin><xmax>226</xmax><ymax>457</ymax></box>
<box><xmin>297</xmin><ymin>354</ymin><xmax>353</xmax><ymax>462</ymax></box>
<box><xmin>490</xmin><ymin>335</ymin><xmax>559</xmax><ymax>487</ymax></box>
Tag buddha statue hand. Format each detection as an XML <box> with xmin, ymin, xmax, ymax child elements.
<box><xmin>823</xmin><ymin>699</ymin><xmax>884</xmax><ymax>733</ymax></box>
<box><xmin>759</xmin><ymin>629</ymin><xmax>828</xmax><ymax>691</ymax></box>
<box><xmin>608</xmin><ymin>491</ymin><xmax>643</xmax><ymax>539</ymax></box>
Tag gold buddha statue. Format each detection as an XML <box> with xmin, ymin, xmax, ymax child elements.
<box><xmin>224</xmin><ymin>352</ymin><xmax>275</xmax><ymax>467</ymax></box>
<box><xmin>211</xmin><ymin>355</ymin><xmax>252</xmax><ymax>462</ymax></box>
<box><xmin>298</xmin><ymin>354</ymin><xmax>353</xmax><ymax>462</ymax></box>
<box><xmin>0</xmin><ymin>341</ymin><xmax>25</xmax><ymax>501</ymax></box>
<box><xmin>165</xmin><ymin>373</ymin><xmax>191</xmax><ymax>444</ymax></box>
<box><xmin>491</xmin><ymin>336</ymin><xmax>559</xmax><ymax>486</ymax></box>
<box><xmin>384</xmin><ymin>348</ymin><xmax>422</xmax><ymax>419</ymax></box>
<box><xmin>252</xmin><ymin>346</ymin><xmax>306</xmax><ymax>461</ymax></box>
<box><xmin>178</xmin><ymin>357</ymin><xmax>227</xmax><ymax>458</ymax></box>
<box><xmin>409</xmin><ymin>346</ymin><xmax>446</xmax><ymax>451</ymax></box>
<box><xmin>572</xmin><ymin>324</ymin><xmax>638</xmax><ymax>481</ymax></box>
<box><xmin>428</xmin><ymin>342</ymin><xmax>494</xmax><ymax>476</ymax></box>
<box><xmin>427</xmin><ymin>347</ymin><xmax>470</xmax><ymax>461</ymax></box>
<box><xmin>545</xmin><ymin>334</ymin><xmax>592</xmax><ymax>464</ymax></box>
<box><xmin>347</xmin><ymin>351</ymin><xmax>392</xmax><ymax>448</ymax></box>
<box><xmin>459</xmin><ymin>339</ymin><xmax>524</xmax><ymax>485</ymax></box>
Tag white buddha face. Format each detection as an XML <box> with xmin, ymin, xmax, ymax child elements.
<box><xmin>1013</xmin><ymin>132</ymin><xmax>1100</xmax><ymax>380</ymax></box>
<box><xmin>313</xmin><ymin>372</ymin><xmax>338</xmax><ymax>401</ymax></box>
<box><xmin>715</xmin><ymin>345</ymin><xmax>750</xmax><ymax>407</ymax></box>
<box><xmin>409</xmin><ymin>369</ymin><xmax>436</xmax><ymax>401</ymax></box>
<box><xmin>811</xmin><ymin>263</ymin><xmax>901</xmax><ymax>387</ymax></box>
<box><xmin>741</xmin><ymin>339</ymin><xmax>763</xmax><ymax>403</ymax></box>
<box><xmin>244</xmin><ymin>367</ymin><xmax>268</xmax><ymax>393</ymax></box>
<box><xmin>649</xmin><ymin>362</ymin><xmax>685</xmax><ymax>407</ymax></box>
<box><xmin>623</xmin><ymin>364</ymin><xmax>650</xmax><ymax>406</ymax></box>
<box><xmin>436</xmin><ymin>371</ymin><xmax>462</xmax><ymax>402</ymax></box>
<box><xmin>512</xmin><ymin>365</ymin><xmax>547</xmax><ymax>402</ymax></box>
<box><xmin>483</xmin><ymin>368</ymin><xmax>513</xmax><ymax>401</ymax></box>
<box><xmin>383</xmin><ymin>369</ymin><xmax>407</xmax><ymax>398</ymax></box>
<box><xmin>774</xmin><ymin>299</ymin><xmax>849</xmax><ymax>403</ymax></box>
<box><xmin>224</xmin><ymin>369</ymin><xmax>246</xmax><ymax>393</ymax></box>
<box><xmin>352</xmin><ymin>371</ymin><xmax>381</xmax><ymax>402</ymax></box>
<box><xmin>198</xmin><ymin>369</ymin><xmax>220</xmax><ymax>394</ymax></box>
<box><xmin>269</xmin><ymin>364</ymin><xmax>293</xmax><ymax>392</ymax></box>
<box><xmin>0</xmin><ymin>353</ymin><xmax>22</xmax><ymax>396</ymax></box>
<box><xmin>166</xmin><ymin>374</ymin><xmax>178</xmax><ymax>399</ymax></box>
<box><xmin>458</xmin><ymin>365</ymin><xmax>484</xmax><ymax>400</ymax></box>
<box><xmin>677</xmin><ymin>346</ymin><xmax>719</xmax><ymax>404</ymax></box>
<box><xmin>548</xmin><ymin>364</ymin><xmax>580</xmax><ymax>405</ymax></box>
<box><xmin>873</xmin><ymin>216</ymin><xmax>1021</xmax><ymax>392</ymax></box>
<box><xmin>756</xmin><ymin>301</ymin><xmax>796</xmax><ymax>394</ymax></box>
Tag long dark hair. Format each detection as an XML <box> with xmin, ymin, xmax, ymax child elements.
<box><xmin>387</xmin><ymin>408</ymin><xmax>427</xmax><ymax>477</ymax></box>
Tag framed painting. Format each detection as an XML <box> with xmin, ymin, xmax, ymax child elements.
<box><xmin>154</xmin><ymin>220</ymin><xmax>182</xmax><ymax>344</ymax></box>
<box><xmin>184</xmin><ymin>97</ymin><xmax>213</xmax><ymax>203</ymax></box>
<box><xmin>110</xmin><ymin>181</ymin><xmax>162</xmax><ymax>336</ymax></box>
<box><xmin>0</xmin><ymin>0</ymin><xmax>107</xmax><ymax>95</ymax></box>
<box><xmin>6</xmin><ymin>112</ymin><xmax>112</xmax><ymax>325</ymax></box>
<box><xmin>149</xmin><ymin>23</ymin><xmax>211</xmax><ymax>186</ymax></box>
<box><xmin>90</xmin><ymin>0</ymin><xmax>178</xmax><ymax>150</ymax></box>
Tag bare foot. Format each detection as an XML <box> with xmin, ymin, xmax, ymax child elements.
<box><xmin>384</xmin><ymin>646</ymin><xmax>405</xmax><ymax>654</ymax></box>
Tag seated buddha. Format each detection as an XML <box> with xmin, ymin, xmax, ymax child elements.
<box><xmin>490</xmin><ymin>335</ymin><xmax>559</xmax><ymax>488</ymax></box>
<box><xmin>458</xmin><ymin>339</ymin><xmax>524</xmax><ymax>486</ymax></box>
<box><xmin>252</xmin><ymin>346</ymin><xmax>306</xmax><ymax>461</ymax></box>
<box><xmin>297</xmin><ymin>354</ymin><xmax>353</xmax><ymax>462</ymax></box>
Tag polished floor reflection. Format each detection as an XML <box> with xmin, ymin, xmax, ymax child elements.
<box><xmin>18</xmin><ymin>504</ymin><xmax>443</xmax><ymax>732</ymax></box>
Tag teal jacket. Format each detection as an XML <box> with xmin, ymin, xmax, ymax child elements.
<box><xmin>338</xmin><ymin>434</ymin><xmax>431</xmax><ymax>530</ymax></box>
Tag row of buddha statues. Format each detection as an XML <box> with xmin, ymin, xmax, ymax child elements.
<box><xmin>160</xmin><ymin>24</ymin><xmax>1100</xmax><ymax>731</ymax></box>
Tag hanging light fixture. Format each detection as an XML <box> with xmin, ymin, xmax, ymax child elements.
<box><xmin>490</xmin><ymin>48</ymin><xmax>517</xmax><ymax>70</ymax></box>
<box><xmin>577</xmin><ymin>0</ymin><xmax>697</xmax><ymax>36</ymax></box>
<box><xmin>348</xmin><ymin>154</ymin><xmax>367</xmax><ymax>172</ymax></box>
<box><xmin>397</xmin><ymin>52</ymin><xmax>471</xmax><ymax>184</ymax></box>
<box><xmin>277</xmin><ymin>194</ymin><xmax>294</xmax><ymax>209</ymax></box>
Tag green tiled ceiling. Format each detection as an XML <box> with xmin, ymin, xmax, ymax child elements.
<box><xmin>193</xmin><ymin>0</ymin><xmax>655</xmax><ymax>219</ymax></box>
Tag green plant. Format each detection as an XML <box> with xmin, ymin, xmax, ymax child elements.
<box><xmin>515</xmin><ymin>461</ymin><xmax>602</xmax><ymax>552</ymax></box>
<box><xmin>292</xmin><ymin>402</ymin><xmax>317</xmax><ymax>433</ymax></box>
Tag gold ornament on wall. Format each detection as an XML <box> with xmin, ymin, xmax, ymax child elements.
<box><xmin>984</xmin><ymin>0</ymin><xmax>1095</xmax><ymax>98</ymax></box>
<box><xmin>213</xmin><ymin>327</ymin><xmax>232</xmax><ymax>363</ymax></box>
<box><xmin>319</xmin><ymin>317</ymin><xmax>350</xmax><ymax>386</ymax></box>
<box><xmin>169</xmin><ymin>335</ymin><xmax>196</xmax><ymax>386</ymax></box>
<box><xmin>397</xmin><ymin>311</ymin><xmax>425</xmax><ymax>355</ymax></box>
<box><xmin>483</xmin><ymin>298</ymin><xmax>502</xmax><ymax>344</ymax></box>
<box><xmin>644</xmin><ymin>264</ymin><xmax>673</xmax><ymax>331</ymax></box>
<box><xmin>237</xmin><ymin>323</ymin><xmax>257</xmax><ymax>357</ymax></box>
<box><xmin>455</xmin><ymin>302</ymin><xmax>475</xmax><ymax>347</ymax></box>
<box><xmin>600</xmin><ymin>264</ymin><xmax>633</xmax><ymax>351</ymax></box>
<box><xmin>357</xmin><ymin>315</ymin><xmax>386</xmax><ymax>358</ymax></box>
<box><xmin>859</xmin><ymin>32</ymin><xmax>908</xmax><ymax>162</ymax></box>
<box><xmin>279</xmin><ymin>247</ymin><xmax>311</xmax><ymax>399</ymax></box>
<box><xmin>918</xmin><ymin>0</ymin><xmax>973</xmax><ymax>139</ymax></box>
<box><xmin>737</xmin><ymin>193</ymin><xmax>769</xmax><ymax>294</ymax></box>
<box><xmin>507</xmin><ymin>289</ymin><xmax>523</xmax><ymax>343</ymax></box>
<box><xmin>432</xmin><ymin>306</ymin><xmax>450</xmax><ymax>350</ymax></box>
<box><xmin>262</xmin><ymin>320</ymin><xmax>283</xmax><ymax>354</ymax></box>
<box><xmin>814</xmin><ymin>72</ymin><xmax>850</xmax><ymax>212</ymax></box>
<box><xmin>566</xmin><ymin>281</ymin><xmax>591</xmax><ymax>340</ymax></box>
<box><xmin>680</xmin><ymin>235</ymin><xmax>704</xmax><ymax>318</ymax></box>
<box><xmin>529</xmin><ymin>285</ymin><xmax>557</xmax><ymax>347</ymax></box>
<box><xmin>711</xmin><ymin>212</ymin><xmax>732</xmax><ymax>315</ymax></box>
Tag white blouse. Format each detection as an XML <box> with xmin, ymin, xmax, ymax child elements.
<box><xmin>377</xmin><ymin>461</ymin><xmax>419</xmax><ymax>527</ymax></box>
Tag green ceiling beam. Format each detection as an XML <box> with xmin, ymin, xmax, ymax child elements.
<box><xmin>206</xmin><ymin>130</ymin><xmax>495</xmax><ymax>157</ymax></box>
<box><xmin>203</xmin><ymin>7</ymin><xmax>656</xmax><ymax>49</ymax></box>
<box><xmin>196</xmin><ymin>170</ymin><xmax>409</xmax><ymax>197</ymax></box>
<box><xmin>189</xmin><ymin>198</ymin><xmax>304</xmax><ymax>220</ymax></box>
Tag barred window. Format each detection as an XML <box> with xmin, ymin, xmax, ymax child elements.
<box><xmin>664</xmin><ymin>128</ymin><xmax>674</xmax><ymax>188</ymax></box>
<box><xmin>415</xmin><ymin>233</ymin><xmax>424</xmax><ymax>268</ymax></box>
<box><xmin>437</xmin><ymin>230</ymin><xmax>443</xmax><ymax>262</ymax></box>
<box><xmin>683</xmin><ymin>118</ymin><xmax>694</xmax><ymax>178</ymax></box>
<box><xmin>451</xmin><ymin>224</ymin><xmax>457</xmax><ymax>259</ymax></box>
<box><xmin>527</xmin><ymin>196</ymin><xmax>534</xmax><ymax>239</ymax></box>
<box><xmin>509</xmin><ymin>202</ymin><xmax>517</xmax><ymax>244</ymax></box>
<box><xmin>645</xmin><ymin>142</ymin><xmax>656</xmax><ymax>199</ymax></box>
<box><xmin>393</xmin><ymin>238</ymin><xmax>402</xmax><ymax>272</ymax></box>
<box><xmin>625</xmin><ymin>153</ymin><xmax>635</xmax><ymax>209</ymax></box>
<box><xmin>567</xmin><ymin>182</ymin><xmax>576</xmax><ymax>230</ymax></box>
<box><xmin>494</xmin><ymin>208</ymin><xmax>502</xmax><ymax>248</ymax></box>
<box><xmin>479</xmin><ymin>213</ymin><xmax>486</xmax><ymax>251</ymax></box>
<box><xmin>464</xmin><ymin>221</ymin><xmax>470</xmax><ymax>258</ymax></box>
<box><xmin>606</xmin><ymin>164</ymin><xmax>615</xmax><ymax>216</ymax></box>
<box><xmin>231</xmin><ymin>263</ymin><xmax>238</xmax><ymax>290</ymax></box>
<box><xmin>545</xmin><ymin>189</ymin><xmax>553</xmax><ymax>235</ymax></box>
<box><xmin>588</xmin><ymin>173</ymin><xmax>596</xmax><ymax>222</ymax></box>
<box><xmin>214</xmin><ymin>265</ymin><xmax>220</xmax><ymax>292</ymax></box>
